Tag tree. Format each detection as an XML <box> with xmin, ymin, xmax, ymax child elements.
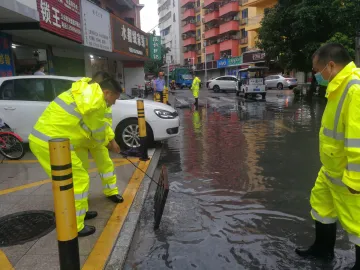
<box><xmin>257</xmin><ymin>0</ymin><xmax>360</xmax><ymax>72</ymax></box>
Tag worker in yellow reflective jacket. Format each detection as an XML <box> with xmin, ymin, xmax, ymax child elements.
<box><xmin>29</xmin><ymin>72</ymin><xmax>122</xmax><ymax>237</ymax></box>
<box><xmin>295</xmin><ymin>43</ymin><xmax>360</xmax><ymax>269</ymax></box>
<box><xmin>191</xmin><ymin>73</ymin><xmax>201</xmax><ymax>110</ymax></box>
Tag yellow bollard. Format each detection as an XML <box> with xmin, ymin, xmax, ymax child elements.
<box><xmin>136</xmin><ymin>100</ymin><xmax>149</xmax><ymax>160</ymax></box>
<box><xmin>155</xmin><ymin>92</ymin><xmax>161</xmax><ymax>102</ymax></box>
<box><xmin>49</xmin><ymin>138</ymin><xmax>80</xmax><ymax>270</ymax></box>
<box><xmin>163</xmin><ymin>87</ymin><xmax>168</xmax><ymax>104</ymax></box>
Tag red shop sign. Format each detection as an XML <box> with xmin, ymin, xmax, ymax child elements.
<box><xmin>37</xmin><ymin>0</ymin><xmax>82</xmax><ymax>43</ymax></box>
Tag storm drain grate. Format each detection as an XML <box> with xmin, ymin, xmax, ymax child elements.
<box><xmin>0</xmin><ymin>210</ymin><xmax>55</xmax><ymax>247</ymax></box>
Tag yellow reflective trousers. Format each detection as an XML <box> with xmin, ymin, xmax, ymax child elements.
<box><xmin>30</xmin><ymin>141</ymin><xmax>89</xmax><ymax>232</ymax></box>
<box><xmin>75</xmin><ymin>146</ymin><xmax>118</xmax><ymax>197</ymax></box>
<box><xmin>310</xmin><ymin>62</ymin><xmax>360</xmax><ymax>246</ymax></box>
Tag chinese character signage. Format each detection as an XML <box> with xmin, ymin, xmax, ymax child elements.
<box><xmin>37</xmin><ymin>0</ymin><xmax>82</xmax><ymax>43</ymax></box>
<box><xmin>243</xmin><ymin>51</ymin><xmax>266</xmax><ymax>63</ymax></box>
<box><xmin>228</xmin><ymin>56</ymin><xmax>243</xmax><ymax>66</ymax></box>
<box><xmin>217</xmin><ymin>56</ymin><xmax>243</xmax><ymax>68</ymax></box>
<box><xmin>111</xmin><ymin>15</ymin><xmax>149</xmax><ymax>58</ymax></box>
<box><xmin>149</xmin><ymin>35</ymin><xmax>162</xmax><ymax>61</ymax></box>
<box><xmin>0</xmin><ymin>33</ymin><xmax>14</xmax><ymax>77</ymax></box>
<box><xmin>82</xmin><ymin>0</ymin><xmax>112</xmax><ymax>52</ymax></box>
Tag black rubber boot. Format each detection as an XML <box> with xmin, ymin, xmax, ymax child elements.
<box><xmin>352</xmin><ymin>245</ymin><xmax>360</xmax><ymax>270</ymax></box>
<box><xmin>295</xmin><ymin>221</ymin><xmax>336</xmax><ymax>260</ymax></box>
<box><xmin>78</xmin><ymin>225</ymin><xmax>96</xmax><ymax>237</ymax></box>
<box><xmin>107</xmin><ymin>194</ymin><xmax>124</xmax><ymax>203</ymax></box>
<box><xmin>84</xmin><ymin>211</ymin><xmax>98</xmax><ymax>220</ymax></box>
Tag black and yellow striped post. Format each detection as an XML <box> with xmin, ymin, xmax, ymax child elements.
<box><xmin>155</xmin><ymin>92</ymin><xmax>161</xmax><ymax>102</ymax></box>
<box><xmin>137</xmin><ymin>100</ymin><xmax>149</xmax><ymax>160</ymax></box>
<box><xmin>163</xmin><ymin>87</ymin><xmax>168</xmax><ymax>104</ymax></box>
<box><xmin>49</xmin><ymin>138</ymin><xmax>80</xmax><ymax>270</ymax></box>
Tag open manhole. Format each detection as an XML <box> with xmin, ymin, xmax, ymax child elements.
<box><xmin>0</xmin><ymin>210</ymin><xmax>55</xmax><ymax>247</ymax></box>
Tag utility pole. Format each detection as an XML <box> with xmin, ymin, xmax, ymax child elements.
<box><xmin>204</xmin><ymin>41</ymin><xmax>207</xmax><ymax>82</ymax></box>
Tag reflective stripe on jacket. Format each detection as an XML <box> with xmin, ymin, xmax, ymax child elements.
<box><xmin>29</xmin><ymin>77</ymin><xmax>109</xmax><ymax>148</ymax></box>
<box><xmin>104</xmin><ymin>107</ymin><xmax>115</xmax><ymax>144</ymax></box>
<box><xmin>320</xmin><ymin>61</ymin><xmax>360</xmax><ymax>191</ymax></box>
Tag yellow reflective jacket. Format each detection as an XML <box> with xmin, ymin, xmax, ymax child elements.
<box><xmin>191</xmin><ymin>76</ymin><xmax>201</xmax><ymax>91</ymax></box>
<box><xmin>29</xmin><ymin>77</ymin><xmax>109</xmax><ymax>148</ymax></box>
<box><xmin>320</xmin><ymin>61</ymin><xmax>360</xmax><ymax>191</ymax></box>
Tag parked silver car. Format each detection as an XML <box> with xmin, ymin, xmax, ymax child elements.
<box><xmin>265</xmin><ymin>75</ymin><xmax>298</xmax><ymax>90</ymax></box>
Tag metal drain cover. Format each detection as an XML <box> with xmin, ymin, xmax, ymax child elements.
<box><xmin>0</xmin><ymin>210</ymin><xmax>55</xmax><ymax>247</ymax></box>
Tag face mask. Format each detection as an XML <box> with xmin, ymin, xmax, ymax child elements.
<box><xmin>315</xmin><ymin>64</ymin><xmax>332</xmax><ymax>87</ymax></box>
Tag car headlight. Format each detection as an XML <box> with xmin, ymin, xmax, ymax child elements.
<box><xmin>154</xmin><ymin>109</ymin><xmax>178</xmax><ymax>119</ymax></box>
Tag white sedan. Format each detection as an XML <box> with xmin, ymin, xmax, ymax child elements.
<box><xmin>208</xmin><ymin>75</ymin><xmax>238</xmax><ymax>93</ymax></box>
<box><xmin>0</xmin><ymin>76</ymin><xmax>180</xmax><ymax>148</ymax></box>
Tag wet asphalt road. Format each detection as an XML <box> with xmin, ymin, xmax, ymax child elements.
<box><xmin>124</xmin><ymin>89</ymin><xmax>355</xmax><ymax>270</ymax></box>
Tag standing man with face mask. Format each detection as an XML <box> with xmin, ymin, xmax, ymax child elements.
<box><xmin>295</xmin><ymin>43</ymin><xmax>360</xmax><ymax>269</ymax></box>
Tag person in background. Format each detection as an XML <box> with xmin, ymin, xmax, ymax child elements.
<box><xmin>153</xmin><ymin>72</ymin><xmax>165</xmax><ymax>102</ymax></box>
<box><xmin>29</xmin><ymin>72</ymin><xmax>122</xmax><ymax>237</ymax></box>
<box><xmin>191</xmin><ymin>72</ymin><xmax>201</xmax><ymax>110</ymax></box>
<box><xmin>295</xmin><ymin>43</ymin><xmax>360</xmax><ymax>269</ymax></box>
<box><xmin>34</xmin><ymin>63</ymin><xmax>45</xmax><ymax>75</ymax></box>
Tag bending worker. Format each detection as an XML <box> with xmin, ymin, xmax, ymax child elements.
<box><xmin>29</xmin><ymin>73</ymin><xmax>123</xmax><ymax>237</ymax></box>
<box><xmin>153</xmin><ymin>71</ymin><xmax>165</xmax><ymax>102</ymax></box>
<box><xmin>191</xmin><ymin>73</ymin><xmax>201</xmax><ymax>109</ymax></box>
<box><xmin>295</xmin><ymin>43</ymin><xmax>360</xmax><ymax>269</ymax></box>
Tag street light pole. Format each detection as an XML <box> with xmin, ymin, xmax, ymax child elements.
<box><xmin>204</xmin><ymin>41</ymin><xmax>207</xmax><ymax>82</ymax></box>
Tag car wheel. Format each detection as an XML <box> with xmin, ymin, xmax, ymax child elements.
<box><xmin>244</xmin><ymin>93</ymin><xmax>249</xmax><ymax>99</ymax></box>
<box><xmin>115</xmin><ymin>119</ymin><xmax>154</xmax><ymax>149</ymax></box>
<box><xmin>289</xmin><ymin>86</ymin><xmax>293</xmax><ymax>90</ymax></box>
<box><xmin>213</xmin><ymin>85</ymin><xmax>220</xmax><ymax>93</ymax></box>
<box><xmin>277</xmin><ymin>83</ymin><xmax>284</xmax><ymax>90</ymax></box>
<box><xmin>262</xmin><ymin>93</ymin><xmax>266</xmax><ymax>100</ymax></box>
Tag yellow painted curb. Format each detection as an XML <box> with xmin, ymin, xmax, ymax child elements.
<box><xmin>0</xmin><ymin>250</ymin><xmax>14</xmax><ymax>270</ymax></box>
<box><xmin>82</xmin><ymin>159</ymin><xmax>151</xmax><ymax>270</ymax></box>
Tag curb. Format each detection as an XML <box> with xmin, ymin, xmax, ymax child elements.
<box><xmin>105</xmin><ymin>147</ymin><xmax>162</xmax><ymax>270</ymax></box>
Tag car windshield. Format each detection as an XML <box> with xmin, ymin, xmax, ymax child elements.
<box><xmin>119</xmin><ymin>93</ymin><xmax>134</xmax><ymax>100</ymax></box>
<box><xmin>182</xmin><ymin>74</ymin><xmax>193</xmax><ymax>80</ymax></box>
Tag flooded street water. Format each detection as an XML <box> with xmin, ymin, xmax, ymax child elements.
<box><xmin>125</xmin><ymin>90</ymin><xmax>355</xmax><ymax>270</ymax></box>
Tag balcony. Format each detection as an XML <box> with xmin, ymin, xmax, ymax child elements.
<box><xmin>219</xmin><ymin>20</ymin><xmax>239</xmax><ymax>35</ymax></box>
<box><xmin>219</xmin><ymin>1</ymin><xmax>239</xmax><ymax>17</ymax></box>
<box><xmin>183</xmin><ymin>23</ymin><xmax>196</xmax><ymax>33</ymax></box>
<box><xmin>182</xmin><ymin>9</ymin><xmax>196</xmax><ymax>20</ymax></box>
<box><xmin>183</xmin><ymin>37</ymin><xmax>196</xmax><ymax>46</ymax></box>
<box><xmin>205</xmin><ymin>27</ymin><xmax>219</xmax><ymax>39</ymax></box>
<box><xmin>204</xmin><ymin>10</ymin><xmax>219</xmax><ymax>23</ymax></box>
<box><xmin>181</xmin><ymin>0</ymin><xmax>195</xmax><ymax>8</ymax></box>
<box><xmin>197</xmin><ymin>49</ymin><xmax>202</xmax><ymax>55</ymax></box>
<box><xmin>184</xmin><ymin>51</ymin><xmax>197</xmax><ymax>59</ymax></box>
<box><xmin>245</xmin><ymin>14</ymin><xmax>263</xmax><ymax>31</ymax></box>
<box><xmin>206</xmin><ymin>44</ymin><xmax>220</xmax><ymax>60</ymax></box>
<box><xmin>219</xmin><ymin>40</ymin><xmax>239</xmax><ymax>56</ymax></box>
<box><xmin>203</xmin><ymin>0</ymin><xmax>222</xmax><ymax>9</ymax></box>
<box><xmin>241</xmin><ymin>0</ymin><xmax>277</xmax><ymax>7</ymax></box>
<box><xmin>240</xmin><ymin>18</ymin><xmax>248</xmax><ymax>25</ymax></box>
<box><xmin>240</xmin><ymin>37</ymin><xmax>248</xmax><ymax>44</ymax></box>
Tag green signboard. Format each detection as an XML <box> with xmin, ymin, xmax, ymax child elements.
<box><xmin>228</xmin><ymin>56</ymin><xmax>243</xmax><ymax>67</ymax></box>
<box><xmin>149</xmin><ymin>35</ymin><xmax>162</xmax><ymax>61</ymax></box>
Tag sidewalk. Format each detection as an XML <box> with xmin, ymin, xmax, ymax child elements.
<box><xmin>0</xmin><ymin>148</ymin><xmax>160</xmax><ymax>270</ymax></box>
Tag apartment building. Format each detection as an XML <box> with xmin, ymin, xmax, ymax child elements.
<box><xmin>181</xmin><ymin>0</ymin><xmax>277</xmax><ymax>80</ymax></box>
<box><xmin>158</xmin><ymin>0</ymin><xmax>184</xmax><ymax>65</ymax></box>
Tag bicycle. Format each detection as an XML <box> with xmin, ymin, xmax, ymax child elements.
<box><xmin>131</xmin><ymin>85</ymin><xmax>146</xmax><ymax>98</ymax></box>
<box><xmin>0</xmin><ymin>129</ymin><xmax>25</xmax><ymax>160</ymax></box>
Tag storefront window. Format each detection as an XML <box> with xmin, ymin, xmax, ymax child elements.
<box><xmin>12</xmin><ymin>44</ymin><xmax>48</xmax><ymax>75</ymax></box>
